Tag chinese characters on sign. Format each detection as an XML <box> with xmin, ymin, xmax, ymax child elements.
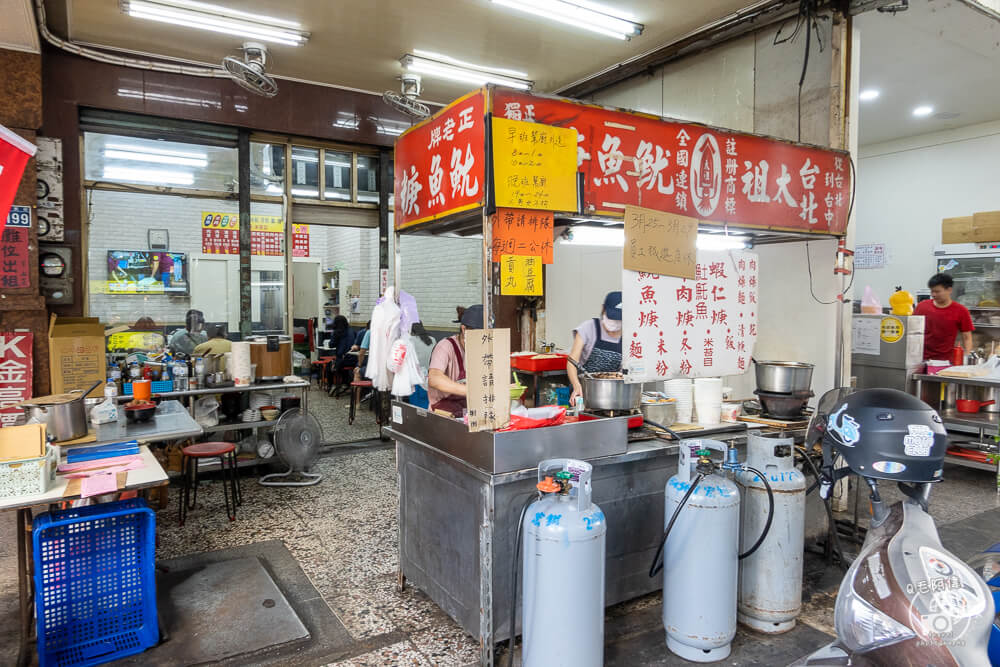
<box><xmin>465</xmin><ymin>328</ymin><xmax>511</xmax><ymax>432</ymax></box>
<box><xmin>492</xmin><ymin>117</ymin><xmax>578</xmax><ymax>212</ymax></box>
<box><xmin>500</xmin><ymin>255</ymin><xmax>543</xmax><ymax>296</ymax></box>
<box><xmin>394</xmin><ymin>90</ymin><xmax>486</xmax><ymax>229</ymax></box>
<box><xmin>493</xmin><ymin>90</ymin><xmax>851</xmax><ymax>235</ymax></box>
<box><xmin>492</xmin><ymin>208</ymin><xmax>554</xmax><ymax>263</ymax></box>
<box><xmin>623</xmin><ymin>205</ymin><xmax>697</xmax><ymax>279</ymax></box>
<box><xmin>854</xmin><ymin>243</ymin><xmax>885</xmax><ymax>270</ymax></box>
<box><xmin>0</xmin><ymin>332</ymin><xmax>32</xmax><ymax>427</ymax></box>
<box><xmin>1</xmin><ymin>205</ymin><xmax>31</xmax><ymax>289</ymax></box>
<box><xmin>622</xmin><ymin>250</ymin><xmax>759</xmax><ymax>381</ymax></box>
<box><xmin>201</xmin><ymin>212</ymin><xmax>308</xmax><ymax>257</ymax></box>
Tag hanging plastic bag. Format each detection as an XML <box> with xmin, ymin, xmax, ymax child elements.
<box><xmin>366</xmin><ymin>286</ymin><xmax>401</xmax><ymax>391</ymax></box>
<box><xmin>499</xmin><ymin>404</ymin><xmax>567</xmax><ymax>431</ymax></box>
<box><xmin>861</xmin><ymin>286</ymin><xmax>882</xmax><ymax>314</ymax></box>
<box><xmin>391</xmin><ymin>338</ymin><xmax>423</xmax><ymax>397</ymax></box>
<box><xmin>194</xmin><ymin>397</ymin><xmax>220</xmax><ymax>428</ymax></box>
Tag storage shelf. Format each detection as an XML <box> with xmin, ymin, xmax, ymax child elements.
<box><xmin>201</xmin><ymin>419</ymin><xmax>278</xmax><ymax>433</ymax></box>
<box><xmin>945</xmin><ymin>454</ymin><xmax>996</xmax><ymax>472</ymax></box>
<box><xmin>940</xmin><ymin>408</ymin><xmax>1000</xmax><ymax>430</ymax></box>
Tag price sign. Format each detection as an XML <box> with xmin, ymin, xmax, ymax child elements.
<box><xmin>492</xmin><ymin>117</ymin><xmax>578</xmax><ymax>212</ymax></box>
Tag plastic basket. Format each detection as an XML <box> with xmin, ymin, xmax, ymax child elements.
<box><xmin>33</xmin><ymin>498</ymin><xmax>158</xmax><ymax>667</ymax></box>
<box><xmin>123</xmin><ymin>380</ymin><xmax>173</xmax><ymax>394</ymax></box>
<box><xmin>0</xmin><ymin>444</ymin><xmax>56</xmax><ymax>499</ymax></box>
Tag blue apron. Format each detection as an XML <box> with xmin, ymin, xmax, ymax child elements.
<box><xmin>582</xmin><ymin>318</ymin><xmax>622</xmax><ymax>374</ymax></box>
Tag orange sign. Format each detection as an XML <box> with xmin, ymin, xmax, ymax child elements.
<box><xmin>491</xmin><ymin>208</ymin><xmax>554</xmax><ymax>264</ymax></box>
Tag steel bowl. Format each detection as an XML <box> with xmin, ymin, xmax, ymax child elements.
<box><xmin>583</xmin><ymin>377</ymin><xmax>642</xmax><ymax>411</ymax></box>
<box><xmin>754</xmin><ymin>361</ymin><xmax>814</xmax><ymax>394</ymax></box>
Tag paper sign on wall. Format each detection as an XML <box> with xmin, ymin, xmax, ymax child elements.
<box><xmin>855</xmin><ymin>243</ymin><xmax>885</xmax><ymax>270</ymax></box>
<box><xmin>492</xmin><ymin>117</ymin><xmax>578</xmax><ymax>212</ymax></box>
<box><xmin>852</xmin><ymin>317</ymin><xmax>880</xmax><ymax>355</ymax></box>
<box><xmin>623</xmin><ymin>205</ymin><xmax>697</xmax><ymax>279</ymax></box>
<box><xmin>0</xmin><ymin>332</ymin><xmax>32</xmax><ymax>427</ymax></box>
<box><xmin>622</xmin><ymin>250</ymin><xmax>759</xmax><ymax>381</ymax></box>
<box><xmin>500</xmin><ymin>255</ymin><xmax>543</xmax><ymax>296</ymax></box>
<box><xmin>466</xmin><ymin>328</ymin><xmax>511</xmax><ymax>432</ymax></box>
<box><xmin>492</xmin><ymin>208</ymin><xmax>554</xmax><ymax>263</ymax></box>
<box><xmin>1</xmin><ymin>206</ymin><xmax>31</xmax><ymax>289</ymax></box>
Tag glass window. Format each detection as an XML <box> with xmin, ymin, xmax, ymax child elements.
<box><xmin>250</xmin><ymin>142</ymin><xmax>285</xmax><ymax>196</ymax></box>
<box><xmin>84</xmin><ymin>132</ymin><xmax>237</xmax><ymax>192</ymax></box>
<box><xmin>324</xmin><ymin>151</ymin><xmax>352</xmax><ymax>201</ymax></box>
<box><xmin>357</xmin><ymin>155</ymin><xmax>379</xmax><ymax>204</ymax></box>
<box><xmin>290</xmin><ymin>146</ymin><xmax>320</xmax><ymax>199</ymax></box>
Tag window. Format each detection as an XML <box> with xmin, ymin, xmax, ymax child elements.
<box><xmin>357</xmin><ymin>155</ymin><xmax>379</xmax><ymax>204</ymax></box>
<box><xmin>84</xmin><ymin>132</ymin><xmax>237</xmax><ymax>192</ymax></box>
<box><xmin>288</xmin><ymin>144</ymin><xmax>378</xmax><ymax>205</ymax></box>
<box><xmin>250</xmin><ymin>142</ymin><xmax>285</xmax><ymax>196</ymax></box>
<box><xmin>290</xmin><ymin>146</ymin><xmax>320</xmax><ymax>199</ymax></box>
<box><xmin>324</xmin><ymin>151</ymin><xmax>352</xmax><ymax>201</ymax></box>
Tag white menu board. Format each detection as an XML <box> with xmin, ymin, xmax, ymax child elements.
<box><xmin>622</xmin><ymin>250</ymin><xmax>759</xmax><ymax>382</ymax></box>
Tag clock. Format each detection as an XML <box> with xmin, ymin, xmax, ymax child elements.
<box><xmin>148</xmin><ymin>229</ymin><xmax>169</xmax><ymax>250</ymax></box>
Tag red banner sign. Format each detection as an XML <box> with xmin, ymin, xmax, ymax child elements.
<box><xmin>292</xmin><ymin>224</ymin><xmax>310</xmax><ymax>257</ymax></box>
<box><xmin>493</xmin><ymin>90</ymin><xmax>851</xmax><ymax>235</ymax></box>
<box><xmin>0</xmin><ymin>332</ymin><xmax>32</xmax><ymax>427</ymax></box>
<box><xmin>394</xmin><ymin>89</ymin><xmax>487</xmax><ymax>230</ymax></box>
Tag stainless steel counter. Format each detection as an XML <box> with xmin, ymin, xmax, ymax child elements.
<box><xmin>387</xmin><ymin>400</ymin><xmax>764</xmax><ymax>666</ymax></box>
<box><xmin>88</xmin><ymin>400</ymin><xmax>204</xmax><ymax>448</ymax></box>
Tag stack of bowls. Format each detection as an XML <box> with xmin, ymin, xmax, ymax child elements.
<box><xmin>694</xmin><ymin>378</ymin><xmax>724</xmax><ymax>426</ymax></box>
<box><xmin>663</xmin><ymin>379</ymin><xmax>693</xmax><ymax>423</ymax></box>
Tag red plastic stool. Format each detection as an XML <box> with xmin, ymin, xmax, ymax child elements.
<box><xmin>312</xmin><ymin>357</ymin><xmax>333</xmax><ymax>388</ymax></box>
<box><xmin>179</xmin><ymin>442</ymin><xmax>242</xmax><ymax>525</ymax></box>
<box><xmin>349</xmin><ymin>380</ymin><xmax>374</xmax><ymax>425</ymax></box>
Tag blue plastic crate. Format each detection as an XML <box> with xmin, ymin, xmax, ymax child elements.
<box><xmin>123</xmin><ymin>380</ymin><xmax>173</xmax><ymax>394</ymax></box>
<box><xmin>32</xmin><ymin>499</ymin><xmax>158</xmax><ymax>667</ymax></box>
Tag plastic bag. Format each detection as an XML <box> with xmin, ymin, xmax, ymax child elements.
<box><xmin>391</xmin><ymin>338</ymin><xmax>423</xmax><ymax>397</ymax></box>
<box><xmin>861</xmin><ymin>286</ymin><xmax>882</xmax><ymax>314</ymax></box>
<box><xmin>194</xmin><ymin>397</ymin><xmax>220</xmax><ymax>427</ymax></box>
<box><xmin>500</xmin><ymin>404</ymin><xmax>567</xmax><ymax>431</ymax></box>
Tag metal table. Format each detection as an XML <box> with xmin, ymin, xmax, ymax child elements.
<box><xmin>912</xmin><ymin>373</ymin><xmax>1000</xmax><ymax>473</ymax></box>
<box><xmin>88</xmin><ymin>399</ymin><xmax>205</xmax><ymax>447</ymax></box>
<box><xmin>117</xmin><ymin>379</ymin><xmax>310</xmax><ymax>413</ymax></box>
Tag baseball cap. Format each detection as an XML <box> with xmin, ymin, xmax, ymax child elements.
<box><xmin>457</xmin><ymin>304</ymin><xmax>484</xmax><ymax>329</ymax></box>
<box><xmin>603</xmin><ymin>292</ymin><xmax>622</xmax><ymax>321</ymax></box>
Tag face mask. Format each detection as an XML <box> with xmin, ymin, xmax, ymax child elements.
<box><xmin>602</xmin><ymin>315</ymin><xmax>622</xmax><ymax>332</ymax></box>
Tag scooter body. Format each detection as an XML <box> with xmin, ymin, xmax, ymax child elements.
<box><xmin>796</xmin><ymin>497</ymin><xmax>993</xmax><ymax>666</ymax></box>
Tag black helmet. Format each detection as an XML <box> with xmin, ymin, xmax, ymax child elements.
<box><xmin>808</xmin><ymin>387</ymin><xmax>947</xmax><ymax>483</ymax></box>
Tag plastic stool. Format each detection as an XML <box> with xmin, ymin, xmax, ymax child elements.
<box><xmin>179</xmin><ymin>442</ymin><xmax>242</xmax><ymax>525</ymax></box>
<box><xmin>349</xmin><ymin>380</ymin><xmax>374</xmax><ymax>425</ymax></box>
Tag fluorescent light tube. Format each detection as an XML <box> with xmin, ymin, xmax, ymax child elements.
<box><xmin>912</xmin><ymin>105</ymin><xmax>934</xmax><ymax>117</ymax></box>
<box><xmin>401</xmin><ymin>54</ymin><xmax>533</xmax><ymax>90</ymax></box>
<box><xmin>490</xmin><ymin>0</ymin><xmax>643</xmax><ymax>40</ymax></box>
<box><xmin>122</xmin><ymin>0</ymin><xmax>308</xmax><ymax>46</ymax></box>
<box><xmin>103</xmin><ymin>165</ymin><xmax>194</xmax><ymax>185</ymax></box>
<box><xmin>104</xmin><ymin>149</ymin><xmax>207</xmax><ymax>167</ymax></box>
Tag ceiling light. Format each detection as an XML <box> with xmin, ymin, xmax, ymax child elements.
<box><xmin>912</xmin><ymin>105</ymin><xmax>934</xmax><ymax>117</ymax></box>
<box><xmin>490</xmin><ymin>0</ymin><xmax>643</xmax><ymax>40</ymax></box>
<box><xmin>859</xmin><ymin>89</ymin><xmax>879</xmax><ymax>102</ymax></box>
<box><xmin>104</xmin><ymin>145</ymin><xmax>208</xmax><ymax>167</ymax></box>
<box><xmin>103</xmin><ymin>165</ymin><xmax>194</xmax><ymax>185</ymax></box>
<box><xmin>401</xmin><ymin>54</ymin><xmax>533</xmax><ymax>90</ymax></box>
<box><xmin>291</xmin><ymin>187</ymin><xmax>319</xmax><ymax>197</ymax></box>
<box><xmin>121</xmin><ymin>0</ymin><xmax>309</xmax><ymax>46</ymax></box>
<box><xmin>412</xmin><ymin>49</ymin><xmax>529</xmax><ymax>79</ymax></box>
<box><xmin>696</xmin><ymin>233</ymin><xmax>749</xmax><ymax>251</ymax></box>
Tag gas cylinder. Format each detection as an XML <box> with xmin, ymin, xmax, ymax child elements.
<box><xmin>522</xmin><ymin>458</ymin><xmax>606</xmax><ymax>667</ymax></box>
<box><xmin>663</xmin><ymin>440</ymin><xmax>740</xmax><ymax>663</ymax></box>
<box><xmin>736</xmin><ymin>433</ymin><xmax>806</xmax><ymax>634</ymax></box>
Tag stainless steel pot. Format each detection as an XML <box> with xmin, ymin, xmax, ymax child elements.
<box><xmin>582</xmin><ymin>377</ymin><xmax>642</xmax><ymax>411</ymax></box>
<box><xmin>754</xmin><ymin>361</ymin><xmax>814</xmax><ymax>394</ymax></box>
<box><xmin>22</xmin><ymin>381</ymin><xmax>102</xmax><ymax>442</ymax></box>
<box><xmin>641</xmin><ymin>400</ymin><xmax>677</xmax><ymax>427</ymax></box>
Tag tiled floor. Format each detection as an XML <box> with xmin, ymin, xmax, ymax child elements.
<box><xmin>308</xmin><ymin>384</ymin><xmax>382</xmax><ymax>445</ymax></box>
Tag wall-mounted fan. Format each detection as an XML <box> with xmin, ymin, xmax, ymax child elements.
<box><xmin>222</xmin><ymin>42</ymin><xmax>279</xmax><ymax>98</ymax></box>
<box><xmin>383</xmin><ymin>73</ymin><xmax>430</xmax><ymax>119</ymax></box>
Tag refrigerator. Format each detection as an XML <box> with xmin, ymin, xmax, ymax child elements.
<box><xmin>933</xmin><ymin>244</ymin><xmax>1000</xmax><ymax>345</ymax></box>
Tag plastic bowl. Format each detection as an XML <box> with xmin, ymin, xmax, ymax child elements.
<box><xmin>261</xmin><ymin>409</ymin><xmax>280</xmax><ymax>421</ymax></box>
<box><xmin>124</xmin><ymin>404</ymin><xmax>156</xmax><ymax>423</ymax></box>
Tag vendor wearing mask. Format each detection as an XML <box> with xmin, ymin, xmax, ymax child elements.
<box><xmin>568</xmin><ymin>291</ymin><xmax>623</xmax><ymax>405</ymax></box>
<box><xmin>427</xmin><ymin>304</ymin><xmax>483</xmax><ymax>417</ymax></box>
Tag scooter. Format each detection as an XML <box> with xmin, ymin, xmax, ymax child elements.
<box><xmin>794</xmin><ymin>388</ymin><xmax>994</xmax><ymax>666</ymax></box>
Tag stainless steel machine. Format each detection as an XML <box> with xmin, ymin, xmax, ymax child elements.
<box><xmin>851</xmin><ymin>314</ymin><xmax>924</xmax><ymax>392</ymax></box>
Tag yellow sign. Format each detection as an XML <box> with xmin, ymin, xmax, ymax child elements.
<box><xmin>492</xmin><ymin>117</ymin><xmax>577</xmax><ymax>212</ymax></box>
<box><xmin>200</xmin><ymin>212</ymin><xmax>284</xmax><ymax>231</ymax></box>
<box><xmin>500</xmin><ymin>254</ymin><xmax>543</xmax><ymax>296</ymax></box>
<box><xmin>880</xmin><ymin>316</ymin><xmax>904</xmax><ymax>343</ymax></box>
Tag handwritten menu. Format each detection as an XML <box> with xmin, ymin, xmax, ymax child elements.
<box><xmin>201</xmin><ymin>212</ymin><xmax>309</xmax><ymax>257</ymax></box>
<box><xmin>492</xmin><ymin>117</ymin><xmax>578</xmax><ymax>212</ymax></box>
<box><xmin>0</xmin><ymin>332</ymin><xmax>32</xmax><ymax>427</ymax></box>
<box><xmin>500</xmin><ymin>255</ymin><xmax>543</xmax><ymax>296</ymax></box>
<box><xmin>1</xmin><ymin>206</ymin><xmax>31</xmax><ymax>289</ymax></box>
<box><xmin>492</xmin><ymin>208</ymin><xmax>554</xmax><ymax>263</ymax></box>
<box><xmin>622</xmin><ymin>250</ymin><xmax>759</xmax><ymax>381</ymax></box>
<box><xmin>465</xmin><ymin>328</ymin><xmax>511</xmax><ymax>432</ymax></box>
<box><xmin>623</xmin><ymin>205</ymin><xmax>697</xmax><ymax>279</ymax></box>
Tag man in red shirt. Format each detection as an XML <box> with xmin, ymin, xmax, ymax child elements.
<box><xmin>913</xmin><ymin>273</ymin><xmax>974</xmax><ymax>361</ymax></box>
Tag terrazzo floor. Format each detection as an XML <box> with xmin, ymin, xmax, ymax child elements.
<box><xmin>307</xmin><ymin>383</ymin><xmax>382</xmax><ymax>445</ymax></box>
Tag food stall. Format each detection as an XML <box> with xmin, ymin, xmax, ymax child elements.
<box><xmin>384</xmin><ymin>86</ymin><xmax>853</xmax><ymax>665</ymax></box>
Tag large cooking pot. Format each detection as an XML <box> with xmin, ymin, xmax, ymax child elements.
<box><xmin>21</xmin><ymin>381</ymin><xmax>102</xmax><ymax>442</ymax></box>
<box><xmin>754</xmin><ymin>361</ymin><xmax>814</xmax><ymax>394</ymax></box>
<box><xmin>248</xmin><ymin>335</ymin><xmax>292</xmax><ymax>381</ymax></box>
<box><xmin>583</xmin><ymin>377</ymin><xmax>642</xmax><ymax>411</ymax></box>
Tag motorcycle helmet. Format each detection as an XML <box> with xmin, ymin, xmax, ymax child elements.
<box><xmin>808</xmin><ymin>387</ymin><xmax>947</xmax><ymax>483</ymax></box>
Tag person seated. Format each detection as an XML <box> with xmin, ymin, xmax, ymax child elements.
<box><xmin>193</xmin><ymin>325</ymin><xmax>232</xmax><ymax>356</ymax></box>
<box><xmin>326</xmin><ymin>316</ymin><xmax>355</xmax><ymax>396</ymax></box>
<box><xmin>168</xmin><ymin>309</ymin><xmax>207</xmax><ymax>357</ymax></box>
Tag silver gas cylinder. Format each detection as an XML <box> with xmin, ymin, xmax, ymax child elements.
<box><xmin>736</xmin><ymin>432</ymin><xmax>806</xmax><ymax>634</ymax></box>
<box><xmin>522</xmin><ymin>458</ymin><xmax>606</xmax><ymax>667</ymax></box>
<box><xmin>663</xmin><ymin>439</ymin><xmax>740</xmax><ymax>663</ymax></box>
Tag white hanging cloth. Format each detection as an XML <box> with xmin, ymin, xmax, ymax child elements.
<box><xmin>366</xmin><ymin>286</ymin><xmax>401</xmax><ymax>391</ymax></box>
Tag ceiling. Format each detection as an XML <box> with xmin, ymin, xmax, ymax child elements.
<box><xmin>856</xmin><ymin>0</ymin><xmax>1000</xmax><ymax>146</ymax></box>
<box><xmin>49</xmin><ymin>0</ymin><xmax>756</xmax><ymax>104</ymax></box>
<box><xmin>0</xmin><ymin>0</ymin><xmax>39</xmax><ymax>52</ymax></box>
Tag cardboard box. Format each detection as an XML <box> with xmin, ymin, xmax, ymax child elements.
<box><xmin>973</xmin><ymin>211</ymin><xmax>1000</xmax><ymax>243</ymax></box>
<box><xmin>48</xmin><ymin>315</ymin><xmax>105</xmax><ymax>398</ymax></box>
<box><xmin>942</xmin><ymin>216</ymin><xmax>974</xmax><ymax>244</ymax></box>
<box><xmin>0</xmin><ymin>423</ymin><xmax>46</xmax><ymax>462</ymax></box>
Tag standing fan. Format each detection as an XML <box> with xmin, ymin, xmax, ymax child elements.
<box><xmin>260</xmin><ymin>408</ymin><xmax>323</xmax><ymax>487</ymax></box>
<box><xmin>223</xmin><ymin>42</ymin><xmax>279</xmax><ymax>98</ymax></box>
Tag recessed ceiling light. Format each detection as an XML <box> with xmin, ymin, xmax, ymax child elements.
<box><xmin>121</xmin><ymin>0</ymin><xmax>309</xmax><ymax>46</ymax></box>
<box><xmin>859</xmin><ymin>89</ymin><xmax>879</xmax><ymax>101</ymax></box>
<box><xmin>490</xmin><ymin>0</ymin><xmax>643</xmax><ymax>40</ymax></box>
<box><xmin>912</xmin><ymin>105</ymin><xmax>934</xmax><ymax>117</ymax></box>
<box><xmin>401</xmin><ymin>53</ymin><xmax>533</xmax><ymax>90</ymax></box>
